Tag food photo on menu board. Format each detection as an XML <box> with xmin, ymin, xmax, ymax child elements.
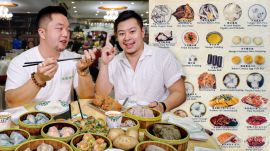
<box><xmin>149</xmin><ymin>0</ymin><xmax>269</xmax><ymax>150</ymax></box>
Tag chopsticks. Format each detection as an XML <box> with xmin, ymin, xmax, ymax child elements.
<box><xmin>77</xmin><ymin>100</ymin><xmax>84</xmax><ymax>120</ymax></box>
<box><xmin>23</xmin><ymin>57</ymin><xmax>82</xmax><ymax>67</ymax></box>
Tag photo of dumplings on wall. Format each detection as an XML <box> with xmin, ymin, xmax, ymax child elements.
<box><xmin>246</xmin><ymin>73</ymin><xmax>264</xmax><ymax>89</ymax></box>
<box><xmin>232</xmin><ymin>36</ymin><xmax>263</xmax><ymax>46</ymax></box>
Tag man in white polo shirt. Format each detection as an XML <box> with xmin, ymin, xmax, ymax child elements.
<box><xmin>96</xmin><ymin>10</ymin><xmax>186</xmax><ymax>112</ymax></box>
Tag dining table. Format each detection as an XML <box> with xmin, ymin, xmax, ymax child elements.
<box><xmin>11</xmin><ymin>99</ymin><xmax>221</xmax><ymax>151</ymax></box>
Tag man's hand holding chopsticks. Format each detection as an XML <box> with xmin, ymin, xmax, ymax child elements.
<box><xmin>77</xmin><ymin>49</ymin><xmax>96</xmax><ymax>76</ymax></box>
<box><xmin>35</xmin><ymin>57</ymin><xmax>58</xmax><ymax>84</ymax></box>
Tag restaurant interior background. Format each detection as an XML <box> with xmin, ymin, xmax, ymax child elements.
<box><xmin>0</xmin><ymin>0</ymin><xmax>149</xmax><ymax>109</ymax></box>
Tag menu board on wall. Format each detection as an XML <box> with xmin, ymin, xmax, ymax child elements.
<box><xmin>149</xmin><ymin>0</ymin><xmax>270</xmax><ymax>150</ymax></box>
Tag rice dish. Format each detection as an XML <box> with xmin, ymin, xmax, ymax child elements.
<box><xmin>223</xmin><ymin>3</ymin><xmax>242</xmax><ymax>21</ymax></box>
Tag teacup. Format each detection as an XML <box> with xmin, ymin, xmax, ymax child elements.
<box><xmin>0</xmin><ymin>112</ymin><xmax>11</xmax><ymax>130</ymax></box>
<box><xmin>105</xmin><ymin>111</ymin><xmax>122</xmax><ymax>128</ymax></box>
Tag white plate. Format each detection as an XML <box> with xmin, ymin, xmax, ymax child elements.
<box><xmin>35</xmin><ymin>100</ymin><xmax>69</xmax><ymax>115</ymax></box>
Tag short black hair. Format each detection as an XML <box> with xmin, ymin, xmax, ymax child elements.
<box><xmin>36</xmin><ymin>6</ymin><xmax>67</xmax><ymax>28</ymax></box>
<box><xmin>114</xmin><ymin>10</ymin><xmax>143</xmax><ymax>34</ymax></box>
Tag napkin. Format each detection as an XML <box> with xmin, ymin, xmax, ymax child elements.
<box><xmin>4</xmin><ymin>106</ymin><xmax>28</xmax><ymax>124</ymax></box>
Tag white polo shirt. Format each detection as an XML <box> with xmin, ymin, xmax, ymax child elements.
<box><xmin>5</xmin><ymin>46</ymin><xmax>81</xmax><ymax>103</ymax></box>
<box><xmin>108</xmin><ymin>43</ymin><xmax>185</xmax><ymax>105</ymax></box>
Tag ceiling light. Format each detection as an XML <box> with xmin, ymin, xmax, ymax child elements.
<box><xmin>131</xmin><ymin>2</ymin><xmax>135</xmax><ymax>5</ymax></box>
<box><xmin>0</xmin><ymin>6</ymin><xmax>13</xmax><ymax>20</ymax></box>
<box><xmin>27</xmin><ymin>11</ymin><xmax>31</xmax><ymax>14</ymax></box>
<box><xmin>71</xmin><ymin>1</ymin><xmax>74</xmax><ymax>4</ymax></box>
<box><xmin>73</xmin><ymin>6</ymin><xmax>76</xmax><ymax>9</ymax></box>
<box><xmin>98</xmin><ymin>6</ymin><xmax>127</xmax><ymax>11</ymax></box>
<box><xmin>104</xmin><ymin>10</ymin><xmax>118</xmax><ymax>21</ymax></box>
<box><xmin>74</xmin><ymin>10</ymin><xmax>77</xmax><ymax>13</ymax></box>
<box><xmin>96</xmin><ymin>14</ymin><xmax>98</xmax><ymax>16</ymax></box>
<box><xmin>146</xmin><ymin>11</ymin><xmax>149</xmax><ymax>14</ymax></box>
<box><xmin>96</xmin><ymin>11</ymin><xmax>99</xmax><ymax>13</ymax></box>
<box><xmin>141</xmin><ymin>14</ymin><xmax>144</xmax><ymax>16</ymax></box>
<box><xmin>0</xmin><ymin>0</ymin><xmax>17</xmax><ymax>7</ymax></box>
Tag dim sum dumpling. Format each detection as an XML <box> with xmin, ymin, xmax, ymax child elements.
<box><xmin>47</xmin><ymin>126</ymin><xmax>60</xmax><ymax>137</ymax></box>
<box><xmin>0</xmin><ymin>134</ymin><xmax>9</xmax><ymax>140</ymax></box>
<box><xmin>24</xmin><ymin>148</ymin><xmax>32</xmax><ymax>151</ymax></box>
<box><xmin>10</xmin><ymin>131</ymin><xmax>26</xmax><ymax>145</ymax></box>
<box><xmin>232</xmin><ymin>36</ymin><xmax>241</xmax><ymax>45</ymax></box>
<box><xmin>60</xmin><ymin>127</ymin><xmax>74</xmax><ymax>137</ymax></box>
<box><xmin>253</xmin><ymin>37</ymin><xmax>263</xmax><ymax>45</ymax></box>
<box><xmin>242</xmin><ymin>36</ymin><xmax>251</xmax><ymax>45</ymax></box>
<box><xmin>37</xmin><ymin>143</ymin><xmax>53</xmax><ymax>151</ymax></box>
<box><xmin>26</xmin><ymin>114</ymin><xmax>36</xmax><ymax>124</ymax></box>
<box><xmin>57</xmin><ymin>147</ymin><xmax>68</xmax><ymax>151</ymax></box>
<box><xmin>0</xmin><ymin>139</ymin><xmax>12</xmax><ymax>146</ymax></box>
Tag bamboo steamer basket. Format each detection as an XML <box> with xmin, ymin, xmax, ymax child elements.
<box><xmin>15</xmin><ymin>138</ymin><xmax>72</xmax><ymax>151</ymax></box>
<box><xmin>18</xmin><ymin>111</ymin><xmax>53</xmax><ymax>138</ymax></box>
<box><xmin>70</xmin><ymin>133</ymin><xmax>112</xmax><ymax>151</ymax></box>
<box><xmin>121</xmin><ymin>116</ymin><xmax>140</xmax><ymax>130</ymax></box>
<box><xmin>135</xmin><ymin>141</ymin><xmax>177</xmax><ymax>151</ymax></box>
<box><xmin>0</xmin><ymin>129</ymin><xmax>30</xmax><ymax>151</ymax></box>
<box><xmin>125</xmin><ymin>107</ymin><xmax>161</xmax><ymax>130</ymax></box>
<box><xmin>41</xmin><ymin>121</ymin><xmax>79</xmax><ymax>143</ymax></box>
<box><xmin>144</xmin><ymin>122</ymin><xmax>189</xmax><ymax>151</ymax></box>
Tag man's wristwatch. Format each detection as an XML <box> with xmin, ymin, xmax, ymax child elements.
<box><xmin>160</xmin><ymin>102</ymin><xmax>167</xmax><ymax>112</ymax></box>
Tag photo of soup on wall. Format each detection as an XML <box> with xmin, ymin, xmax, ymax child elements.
<box><xmin>248</xmin><ymin>4</ymin><xmax>267</xmax><ymax>22</ymax></box>
<box><xmin>172</xmin><ymin>3</ymin><xmax>194</xmax><ymax>22</ymax></box>
<box><xmin>190</xmin><ymin>102</ymin><xmax>206</xmax><ymax>117</ymax></box>
<box><xmin>199</xmin><ymin>4</ymin><xmax>219</xmax><ymax>21</ymax></box>
<box><xmin>198</xmin><ymin>72</ymin><xmax>216</xmax><ymax>90</ymax></box>
<box><xmin>246</xmin><ymin>73</ymin><xmax>264</xmax><ymax>89</ymax></box>
<box><xmin>182</xmin><ymin>30</ymin><xmax>198</xmax><ymax>45</ymax></box>
<box><xmin>223</xmin><ymin>3</ymin><xmax>242</xmax><ymax>22</ymax></box>
<box><xmin>151</xmin><ymin>5</ymin><xmax>172</xmax><ymax>24</ymax></box>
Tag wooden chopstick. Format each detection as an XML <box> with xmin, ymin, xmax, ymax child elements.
<box><xmin>23</xmin><ymin>57</ymin><xmax>82</xmax><ymax>67</ymax></box>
